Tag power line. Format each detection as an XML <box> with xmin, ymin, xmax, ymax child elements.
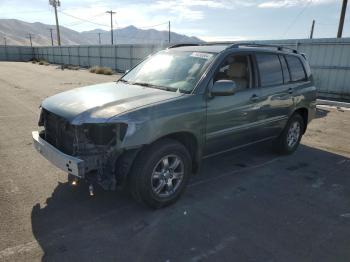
<box><xmin>317</xmin><ymin>22</ymin><xmax>337</xmax><ymax>26</ymax></box>
<box><xmin>138</xmin><ymin>21</ymin><xmax>169</xmax><ymax>29</ymax></box>
<box><xmin>59</xmin><ymin>11</ymin><xmax>110</xmax><ymax>27</ymax></box>
<box><xmin>82</xmin><ymin>31</ymin><xmax>169</xmax><ymax>42</ymax></box>
<box><xmin>0</xmin><ymin>10</ymin><xmax>49</xmax><ymax>15</ymax></box>
<box><xmin>281</xmin><ymin>0</ymin><xmax>313</xmax><ymax>38</ymax></box>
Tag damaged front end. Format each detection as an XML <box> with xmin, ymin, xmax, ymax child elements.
<box><xmin>34</xmin><ymin>108</ymin><xmax>132</xmax><ymax>191</ymax></box>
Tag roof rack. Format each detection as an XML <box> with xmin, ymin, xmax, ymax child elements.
<box><xmin>167</xmin><ymin>43</ymin><xmax>200</xmax><ymax>49</ymax></box>
<box><xmin>167</xmin><ymin>42</ymin><xmax>235</xmax><ymax>49</ymax></box>
<box><xmin>227</xmin><ymin>43</ymin><xmax>299</xmax><ymax>54</ymax></box>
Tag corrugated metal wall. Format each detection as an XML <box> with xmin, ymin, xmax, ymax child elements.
<box><xmin>257</xmin><ymin>38</ymin><xmax>350</xmax><ymax>100</ymax></box>
<box><xmin>0</xmin><ymin>45</ymin><xmax>33</xmax><ymax>61</ymax></box>
<box><xmin>0</xmin><ymin>38</ymin><xmax>349</xmax><ymax>100</ymax></box>
<box><xmin>33</xmin><ymin>44</ymin><xmax>166</xmax><ymax>72</ymax></box>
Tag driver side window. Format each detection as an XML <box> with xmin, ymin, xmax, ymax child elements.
<box><xmin>214</xmin><ymin>54</ymin><xmax>253</xmax><ymax>92</ymax></box>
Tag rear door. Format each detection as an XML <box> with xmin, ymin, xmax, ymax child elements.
<box><xmin>253</xmin><ymin>52</ymin><xmax>294</xmax><ymax>139</ymax></box>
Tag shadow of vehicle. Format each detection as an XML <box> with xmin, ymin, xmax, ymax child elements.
<box><xmin>31</xmin><ymin>143</ymin><xmax>350</xmax><ymax>262</ymax></box>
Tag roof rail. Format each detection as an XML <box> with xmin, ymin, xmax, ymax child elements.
<box><xmin>227</xmin><ymin>43</ymin><xmax>299</xmax><ymax>54</ymax></box>
<box><xmin>168</xmin><ymin>43</ymin><xmax>200</xmax><ymax>49</ymax></box>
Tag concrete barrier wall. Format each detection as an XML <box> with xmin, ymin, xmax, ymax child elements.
<box><xmin>0</xmin><ymin>38</ymin><xmax>349</xmax><ymax>100</ymax></box>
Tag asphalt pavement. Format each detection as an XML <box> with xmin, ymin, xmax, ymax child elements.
<box><xmin>0</xmin><ymin>62</ymin><xmax>350</xmax><ymax>262</ymax></box>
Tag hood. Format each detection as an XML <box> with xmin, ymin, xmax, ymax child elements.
<box><xmin>41</xmin><ymin>82</ymin><xmax>182</xmax><ymax>124</ymax></box>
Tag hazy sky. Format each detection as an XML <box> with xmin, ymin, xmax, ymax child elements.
<box><xmin>0</xmin><ymin>0</ymin><xmax>348</xmax><ymax>41</ymax></box>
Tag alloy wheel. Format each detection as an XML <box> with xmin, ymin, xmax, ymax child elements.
<box><xmin>151</xmin><ymin>154</ymin><xmax>184</xmax><ymax>198</ymax></box>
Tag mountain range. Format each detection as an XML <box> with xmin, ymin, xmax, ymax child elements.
<box><xmin>0</xmin><ymin>19</ymin><xmax>202</xmax><ymax>46</ymax></box>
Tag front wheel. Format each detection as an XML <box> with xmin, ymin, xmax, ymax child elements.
<box><xmin>129</xmin><ymin>138</ymin><xmax>192</xmax><ymax>209</ymax></box>
<box><xmin>274</xmin><ymin>113</ymin><xmax>304</xmax><ymax>155</ymax></box>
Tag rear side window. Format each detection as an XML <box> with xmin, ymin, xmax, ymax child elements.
<box><xmin>279</xmin><ymin>55</ymin><xmax>291</xmax><ymax>83</ymax></box>
<box><xmin>256</xmin><ymin>53</ymin><xmax>283</xmax><ymax>87</ymax></box>
<box><xmin>285</xmin><ymin>55</ymin><xmax>306</xmax><ymax>82</ymax></box>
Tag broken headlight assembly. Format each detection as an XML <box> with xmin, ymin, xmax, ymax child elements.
<box><xmin>82</xmin><ymin>123</ymin><xmax>128</xmax><ymax>146</ymax></box>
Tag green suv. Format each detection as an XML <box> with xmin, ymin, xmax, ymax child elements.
<box><xmin>32</xmin><ymin>43</ymin><xmax>317</xmax><ymax>208</ymax></box>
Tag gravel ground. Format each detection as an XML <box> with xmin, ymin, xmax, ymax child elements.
<box><xmin>0</xmin><ymin>62</ymin><xmax>349</xmax><ymax>262</ymax></box>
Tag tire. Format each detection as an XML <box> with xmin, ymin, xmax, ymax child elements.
<box><xmin>274</xmin><ymin>113</ymin><xmax>305</xmax><ymax>155</ymax></box>
<box><xmin>129</xmin><ymin>138</ymin><xmax>192</xmax><ymax>209</ymax></box>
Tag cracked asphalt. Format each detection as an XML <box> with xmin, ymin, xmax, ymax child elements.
<box><xmin>0</xmin><ymin>62</ymin><xmax>350</xmax><ymax>262</ymax></box>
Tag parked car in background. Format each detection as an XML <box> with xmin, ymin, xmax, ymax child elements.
<box><xmin>32</xmin><ymin>43</ymin><xmax>317</xmax><ymax>208</ymax></box>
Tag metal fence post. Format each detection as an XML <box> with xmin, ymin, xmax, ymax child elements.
<box><xmin>31</xmin><ymin>45</ymin><xmax>34</xmax><ymax>61</ymax></box>
<box><xmin>99</xmin><ymin>45</ymin><xmax>102</xmax><ymax>67</ymax></box>
<box><xmin>60</xmin><ymin>46</ymin><xmax>64</xmax><ymax>68</ymax></box>
<box><xmin>129</xmin><ymin>45</ymin><xmax>133</xmax><ymax>71</ymax></box>
<box><xmin>88</xmin><ymin>46</ymin><xmax>90</xmax><ymax>68</ymax></box>
<box><xmin>78</xmin><ymin>46</ymin><xmax>81</xmax><ymax>67</ymax></box>
<box><xmin>5</xmin><ymin>44</ymin><xmax>8</xmax><ymax>61</ymax></box>
<box><xmin>68</xmin><ymin>46</ymin><xmax>71</xmax><ymax>65</ymax></box>
<box><xmin>32</xmin><ymin>47</ymin><xmax>36</xmax><ymax>61</ymax></box>
<box><xmin>114</xmin><ymin>45</ymin><xmax>117</xmax><ymax>71</ymax></box>
<box><xmin>18</xmin><ymin>46</ymin><xmax>23</xmax><ymax>61</ymax></box>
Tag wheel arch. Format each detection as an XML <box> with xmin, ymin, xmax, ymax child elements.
<box><xmin>293</xmin><ymin>107</ymin><xmax>308</xmax><ymax>133</ymax></box>
<box><xmin>115</xmin><ymin>131</ymin><xmax>201</xmax><ymax>187</ymax></box>
<box><xmin>159</xmin><ymin>131</ymin><xmax>201</xmax><ymax>174</ymax></box>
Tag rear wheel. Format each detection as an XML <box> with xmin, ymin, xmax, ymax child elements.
<box><xmin>129</xmin><ymin>138</ymin><xmax>192</xmax><ymax>209</ymax></box>
<box><xmin>274</xmin><ymin>113</ymin><xmax>304</xmax><ymax>155</ymax></box>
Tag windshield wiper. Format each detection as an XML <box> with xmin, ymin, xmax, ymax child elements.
<box><xmin>132</xmin><ymin>82</ymin><xmax>156</xmax><ymax>87</ymax></box>
<box><xmin>132</xmin><ymin>82</ymin><xmax>182</xmax><ymax>93</ymax></box>
<box><xmin>118</xmin><ymin>79</ymin><xmax>130</xmax><ymax>84</ymax></box>
<box><xmin>132</xmin><ymin>82</ymin><xmax>165</xmax><ymax>90</ymax></box>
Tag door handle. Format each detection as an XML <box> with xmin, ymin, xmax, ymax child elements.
<box><xmin>250</xmin><ymin>94</ymin><xmax>259</xmax><ymax>102</ymax></box>
<box><xmin>288</xmin><ymin>88</ymin><xmax>293</xmax><ymax>94</ymax></box>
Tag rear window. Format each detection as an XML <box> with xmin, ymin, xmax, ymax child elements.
<box><xmin>285</xmin><ymin>55</ymin><xmax>306</xmax><ymax>82</ymax></box>
<box><xmin>256</xmin><ymin>53</ymin><xmax>283</xmax><ymax>87</ymax></box>
<box><xmin>279</xmin><ymin>55</ymin><xmax>291</xmax><ymax>83</ymax></box>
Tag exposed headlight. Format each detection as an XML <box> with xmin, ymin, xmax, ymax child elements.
<box><xmin>83</xmin><ymin>123</ymin><xmax>128</xmax><ymax>145</ymax></box>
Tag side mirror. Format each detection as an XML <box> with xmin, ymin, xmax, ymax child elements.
<box><xmin>211</xmin><ymin>80</ymin><xmax>237</xmax><ymax>96</ymax></box>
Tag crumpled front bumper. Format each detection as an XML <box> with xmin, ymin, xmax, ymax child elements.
<box><xmin>32</xmin><ymin>131</ymin><xmax>85</xmax><ymax>178</ymax></box>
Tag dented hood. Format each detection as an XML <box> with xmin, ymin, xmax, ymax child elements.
<box><xmin>41</xmin><ymin>82</ymin><xmax>182</xmax><ymax>124</ymax></box>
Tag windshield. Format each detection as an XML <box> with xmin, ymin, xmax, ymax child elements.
<box><xmin>121</xmin><ymin>50</ymin><xmax>215</xmax><ymax>93</ymax></box>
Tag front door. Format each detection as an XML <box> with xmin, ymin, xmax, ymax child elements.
<box><xmin>204</xmin><ymin>53</ymin><xmax>262</xmax><ymax>157</ymax></box>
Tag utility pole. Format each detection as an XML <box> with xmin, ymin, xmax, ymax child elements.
<box><xmin>98</xmin><ymin>32</ymin><xmax>102</xmax><ymax>45</ymax></box>
<box><xmin>168</xmin><ymin>21</ymin><xmax>171</xmax><ymax>43</ymax></box>
<box><xmin>49</xmin><ymin>0</ymin><xmax>61</xmax><ymax>45</ymax></box>
<box><xmin>309</xmin><ymin>19</ymin><xmax>315</xmax><ymax>39</ymax></box>
<box><xmin>27</xmin><ymin>33</ymin><xmax>33</xmax><ymax>47</ymax></box>
<box><xmin>48</xmin><ymin>28</ymin><xmax>54</xmax><ymax>46</ymax></box>
<box><xmin>337</xmin><ymin>0</ymin><xmax>348</xmax><ymax>38</ymax></box>
<box><xmin>4</xmin><ymin>37</ymin><xmax>6</xmax><ymax>46</ymax></box>
<box><xmin>106</xmin><ymin>10</ymin><xmax>116</xmax><ymax>45</ymax></box>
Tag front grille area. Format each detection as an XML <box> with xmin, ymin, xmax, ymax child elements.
<box><xmin>40</xmin><ymin>109</ymin><xmax>76</xmax><ymax>155</ymax></box>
